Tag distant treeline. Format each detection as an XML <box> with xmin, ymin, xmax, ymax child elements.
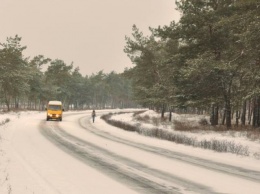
<box><xmin>123</xmin><ymin>0</ymin><xmax>260</xmax><ymax>128</ymax></box>
<box><xmin>0</xmin><ymin>35</ymin><xmax>135</xmax><ymax>111</ymax></box>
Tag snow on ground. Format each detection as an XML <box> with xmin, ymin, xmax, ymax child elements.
<box><xmin>0</xmin><ymin>112</ymin><xmax>29</xmax><ymax>194</ymax></box>
<box><xmin>0</xmin><ymin>110</ymin><xmax>140</xmax><ymax>194</ymax></box>
<box><xmin>109</xmin><ymin>110</ymin><xmax>260</xmax><ymax>159</ymax></box>
<box><xmin>0</xmin><ymin>109</ymin><xmax>260</xmax><ymax>194</ymax></box>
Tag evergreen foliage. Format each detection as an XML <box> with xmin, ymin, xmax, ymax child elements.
<box><xmin>124</xmin><ymin>0</ymin><xmax>260</xmax><ymax>128</ymax></box>
<box><xmin>0</xmin><ymin>36</ymin><xmax>134</xmax><ymax>110</ymax></box>
<box><xmin>1</xmin><ymin>1</ymin><xmax>260</xmax><ymax>129</ymax></box>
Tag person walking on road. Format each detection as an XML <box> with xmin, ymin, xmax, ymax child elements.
<box><xmin>92</xmin><ymin>110</ymin><xmax>96</xmax><ymax>123</ymax></box>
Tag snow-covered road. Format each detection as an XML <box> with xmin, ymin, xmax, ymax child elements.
<box><xmin>1</xmin><ymin>110</ymin><xmax>260</xmax><ymax>194</ymax></box>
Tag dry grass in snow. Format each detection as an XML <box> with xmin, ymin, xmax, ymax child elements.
<box><xmin>101</xmin><ymin>110</ymin><xmax>260</xmax><ymax>159</ymax></box>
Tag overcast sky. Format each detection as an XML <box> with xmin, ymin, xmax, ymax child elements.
<box><xmin>0</xmin><ymin>0</ymin><xmax>180</xmax><ymax>76</ymax></box>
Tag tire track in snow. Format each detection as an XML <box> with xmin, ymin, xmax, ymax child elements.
<box><xmin>39</xmin><ymin>120</ymin><xmax>215</xmax><ymax>194</ymax></box>
<box><xmin>78</xmin><ymin>116</ymin><xmax>260</xmax><ymax>184</ymax></box>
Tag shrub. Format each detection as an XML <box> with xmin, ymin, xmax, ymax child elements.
<box><xmin>134</xmin><ymin>115</ymin><xmax>150</xmax><ymax>122</ymax></box>
<box><xmin>198</xmin><ymin>118</ymin><xmax>209</xmax><ymax>126</ymax></box>
<box><xmin>198</xmin><ymin>139</ymin><xmax>249</xmax><ymax>156</ymax></box>
<box><xmin>173</xmin><ymin>120</ymin><xmax>200</xmax><ymax>131</ymax></box>
<box><xmin>0</xmin><ymin>118</ymin><xmax>10</xmax><ymax>126</ymax></box>
<box><xmin>246</xmin><ymin>130</ymin><xmax>260</xmax><ymax>141</ymax></box>
<box><xmin>253</xmin><ymin>152</ymin><xmax>260</xmax><ymax>160</ymax></box>
<box><xmin>100</xmin><ymin>112</ymin><xmax>252</xmax><ymax>157</ymax></box>
<box><xmin>132</xmin><ymin>110</ymin><xmax>147</xmax><ymax>117</ymax></box>
<box><xmin>151</xmin><ymin>117</ymin><xmax>160</xmax><ymax>126</ymax></box>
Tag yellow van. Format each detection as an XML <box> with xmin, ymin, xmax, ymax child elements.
<box><xmin>46</xmin><ymin>101</ymin><xmax>64</xmax><ymax>121</ymax></box>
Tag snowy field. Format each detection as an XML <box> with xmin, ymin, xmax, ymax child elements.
<box><xmin>0</xmin><ymin>109</ymin><xmax>260</xmax><ymax>194</ymax></box>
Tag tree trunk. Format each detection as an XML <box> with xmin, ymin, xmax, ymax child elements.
<box><xmin>15</xmin><ymin>98</ymin><xmax>19</xmax><ymax>109</ymax></box>
<box><xmin>253</xmin><ymin>100</ymin><xmax>256</xmax><ymax>127</ymax></box>
<box><xmin>169</xmin><ymin>108</ymin><xmax>172</xmax><ymax>122</ymax></box>
<box><xmin>248</xmin><ymin>99</ymin><xmax>252</xmax><ymax>125</ymax></box>
<box><xmin>235</xmin><ymin>110</ymin><xmax>240</xmax><ymax>127</ymax></box>
<box><xmin>210</xmin><ymin>103</ymin><xmax>215</xmax><ymax>125</ymax></box>
<box><xmin>225</xmin><ymin>97</ymin><xmax>232</xmax><ymax>128</ymax></box>
<box><xmin>221</xmin><ymin>107</ymin><xmax>226</xmax><ymax>125</ymax></box>
<box><xmin>214</xmin><ymin>105</ymin><xmax>219</xmax><ymax>125</ymax></box>
<box><xmin>210</xmin><ymin>103</ymin><xmax>218</xmax><ymax>125</ymax></box>
<box><xmin>161</xmin><ymin>104</ymin><xmax>165</xmax><ymax>118</ymax></box>
<box><xmin>255</xmin><ymin>97</ymin><xmax>260</xmax><ymax>127</ymax></box>
<box><xmin>257</xmin><ymin>97</ymin><xmax>260</xmax><ymax>127</ymax></box>
<box><xmin>6</xmin><ymin>100</ymin><xmax>10</xmax><ymax>111</ymax></box>
<box><xmin>241</xmin><ymin>100</ymin><xmax>246</xmax><ymax>125</ymax></box>
<box><xmin>4</xmin><ymin>93</ymin><xmax>10</xmax><ymax>111</ymax></box>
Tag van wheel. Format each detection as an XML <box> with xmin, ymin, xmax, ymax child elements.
<box><xmin>60</xmin><ymin>118</ymin><xmax>62</xmax><ymax>121</ymax></box>
<box><xmin>46</xmin><ymin>117</ymin><xmax>49</xmax><ymax>121</ymax></box>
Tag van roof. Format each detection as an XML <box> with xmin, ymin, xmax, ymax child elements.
<box><xmin>48</xmin><ymin>101</ymin><xmax>62</xmax><ymax>105</ymax></box>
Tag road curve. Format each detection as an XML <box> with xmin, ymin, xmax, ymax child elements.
<box><xmin>38</xmin><ymin>111</ymin><xmax>260</xmax><ymax>194</ymax></box>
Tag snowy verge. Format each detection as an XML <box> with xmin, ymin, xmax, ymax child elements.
<box><xmin>0</xmin><ymin>112</ymin><xmax>35</xmax><ymax>194</ymax></box>
<box><xmin>102</xmin><ymin>110</ymin><xmax>260</xmax><ymax>159</ymax></box>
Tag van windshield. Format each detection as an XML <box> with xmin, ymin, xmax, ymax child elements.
<box><xmin>48</xmin><ymin>105</ymin><xmax>62</xmax><ymax>110</ymax></box>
